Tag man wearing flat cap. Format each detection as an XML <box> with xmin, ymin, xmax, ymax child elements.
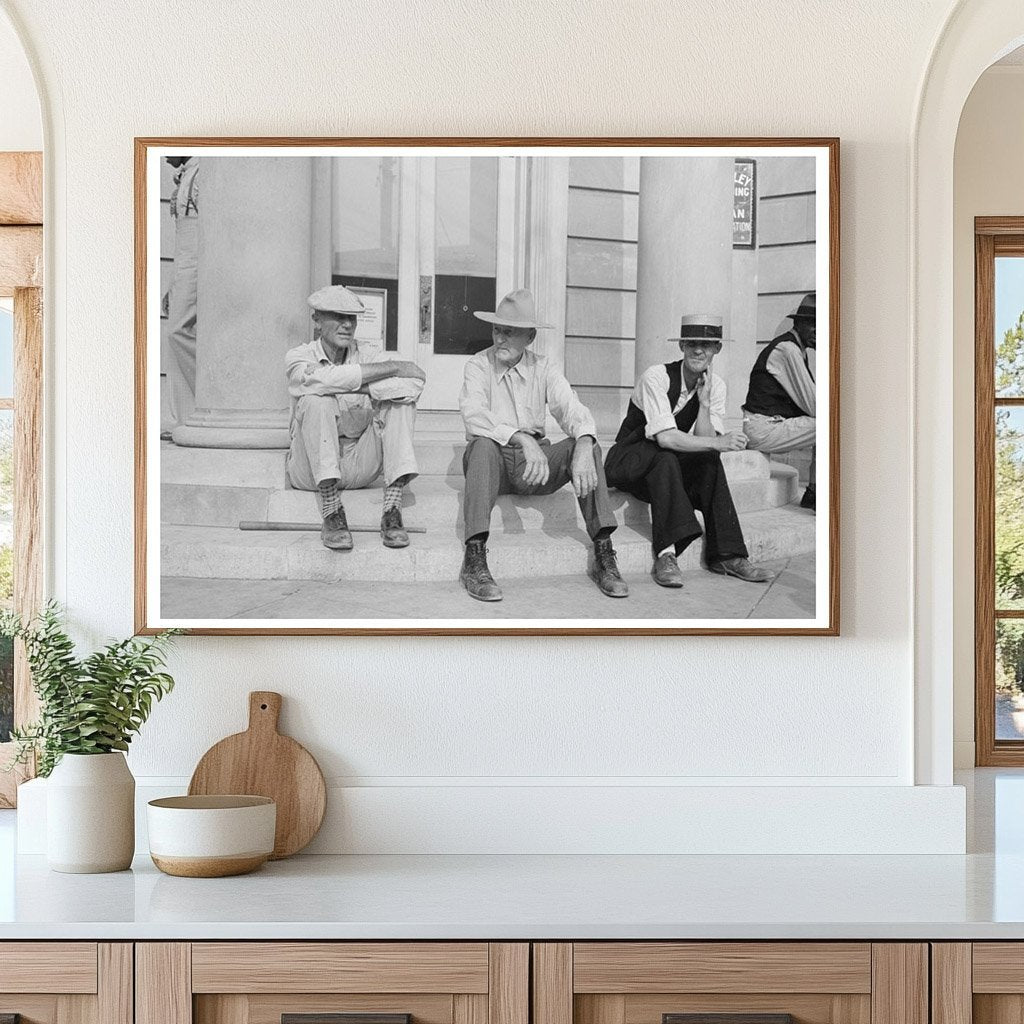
<box><xmin>458</xmin><ymin>288</ymin><xmax>628</xmax><ymax>602</ymax></box>
<box><xmin>285</xmin><ymin>284</ymin><xmax>426</xmax><ymax>551</ymax></box>
<box><xmin>604</xmin><ymin>313</ymin><xmax>772</xmax><ymax>589</ymax></box>
<box><xmin>742</xmin><ymin>291</ymin><xmax>817</xmax><ymax>510</ymax></box>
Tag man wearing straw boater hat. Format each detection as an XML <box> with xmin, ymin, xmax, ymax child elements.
<box><xmin>285</xmin><ymin>284</ymin><xmax>425</xmax><ymax>552</ymax></box>
<box><xmin>604</xmin><ymin>313</ymin><xmax>772</xmax><ymax>589</ymax></box>
<box><xmin>742</xmin><ymin>291</ymin><xmax>818</xmax><ymax>511</ymax></box>
<box><xmin>458</xmin><ymin>288</ymin><xmax>628</xmax><ymax>603</ymax></box>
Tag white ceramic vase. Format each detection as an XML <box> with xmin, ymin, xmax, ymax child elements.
<box><xmin>46</xmin><ymin>752</ymin><xmax>136</xmax><ymax>873</ymax></box>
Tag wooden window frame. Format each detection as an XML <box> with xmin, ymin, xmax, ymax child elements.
<box><xmin>0</xmin><ymin>151</ymin><xmax>44</xmax><ymax>807</ymax></box>
<box><xmin>975</xmin><ymin>217</ymin><xmax>1024</xmax><ymax>765</ymax></box>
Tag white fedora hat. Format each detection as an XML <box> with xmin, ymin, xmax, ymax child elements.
<box><xmin>473</xmin><ymin>289</ymin><xmax>553</xmax><ymax>330</ymax></box>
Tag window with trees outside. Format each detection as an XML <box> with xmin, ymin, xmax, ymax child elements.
<box><xmin>976</xmin><ymin>219</ymin><xmax>1024</xmax><ymax>764</ymax></box>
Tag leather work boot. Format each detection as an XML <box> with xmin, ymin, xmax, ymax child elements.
<box><xmin>800</xmin><ymin>487</ymin><xmax>816</xmax><ymax>512</ymax></box>
<box><xmin>651</xmin><ymin>551</ymin><xmax>684</xmax><ymax>588</ymax></box>
<box><xmin>589</xmin><ymin>536</ymin><xmax>629</xmax><ymax>598</ymax></box>
<box><xmin>708</xmin><ymin>556</ymin><xmax>772</xmax><ymax>583</ymax></box>
<box><xmin>460</xmin><ymin>538</ymin><xmax>502</xmax><ymax>602</ymax></box>
<box><xmin>321</xmin><ymin>508</ymin><xmax>353</xmax><ymax>551</ymax></box>
<box><xmin>380</xmin><ymin>507</ymin><xmax>410</xmax><ymax>548</ymax></box>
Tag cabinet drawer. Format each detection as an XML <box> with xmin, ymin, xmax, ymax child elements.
<box><xmin>572</xmin><ymin>943</ymin><xmax>872</xmax><ymax>994</ymax></box>
<box><xmin>534</xmin><ymin>943</ymin><xmax>926</xmax><ymax>1024</ymax></box>
<box><xmin>139</xmin><ymin>943</ymin><xmax>528</xmax><ymax>1024</ymax></box>
<box><xmin>0</xmin><ymin>942</ymin><xmax>99</xmax><ymax>993</ymax></box>
<box><xmin>0</xmin><ymin>943</ymin><xmax>130</xmax><ymax>1024</ymax></box>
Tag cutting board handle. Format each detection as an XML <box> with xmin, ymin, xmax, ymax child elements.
<box><xmin>248</xmin><ymin>691</ymin><xmax>282</xmax><ymax>734</ymax></box>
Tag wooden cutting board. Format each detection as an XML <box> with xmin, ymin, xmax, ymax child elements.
<box><xmin>188</xmin><ymin>691</ymin><xmax>327</xmax><ymax>859</ymax></box>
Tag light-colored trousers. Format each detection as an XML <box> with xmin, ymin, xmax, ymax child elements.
<box><xmin>166</xmin><ymin>214</ymin><xmax>198</xmax><ymax>428</ymax></box>
<box><xmin>285</xmin><ymin>393</ymin><xmax>419</xmax><ymax>491</ymax></box>
<box><xmin>743</xmin><ymin>412</ymin><xmax>816</xmax><ymax>488</ymax></box>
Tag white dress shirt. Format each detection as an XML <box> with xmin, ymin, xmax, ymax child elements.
<box><xmin>632</xmin><ymin>363</ymin><xmax>727</xmax><ymax>438</ymax></box>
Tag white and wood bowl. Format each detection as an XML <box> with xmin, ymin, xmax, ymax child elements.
<box><xmin>147</xmin><ymin>795</ymin><xmax>276</xmax><ymax>877</ymax></box>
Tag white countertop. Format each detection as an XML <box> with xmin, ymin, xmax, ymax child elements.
<box><xmin>1</xmin><ymin>849</ymin><xmax>1024</xmax><ymax>940</ymax></box>
<box><xmin>2</xmin><ymin>769</ymin><xmax>1022</xmax><ymax>941</ymax></box>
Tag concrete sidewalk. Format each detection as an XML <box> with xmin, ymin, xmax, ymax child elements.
<box><xmin>161</xmin><ymin>551</ymin><xmax>816</xmax><ymax>622</ymax></box>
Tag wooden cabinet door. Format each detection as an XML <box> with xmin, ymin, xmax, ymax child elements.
<box><xmin>137</xmin><ymin>943</ymin><xmax>528</xmax><ymax>1024</ymax></box>
<box><xmin>0</xmin><ymin>943</ymin><xmax>131</xmax><ymax>1024</ymax></box>
<box><xmin>940</xmin><ymin>943</ymin><xmax>1024</xmax><ymax>1024</ymax></box>
<box><xmin>533</xmin><ymin>944</ymin><xmax>928</xmax><ymax>1024</ymax></box>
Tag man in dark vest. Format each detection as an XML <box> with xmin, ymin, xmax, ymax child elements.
<box><xmin>742</xmin><ymin>292</ymin><xmax>817</xmax><ymax>510</ymax></box>
<box><xmin>604</xmin><ymin>314</ymin><xmax>772</xmax><ymax>589</ymax></box>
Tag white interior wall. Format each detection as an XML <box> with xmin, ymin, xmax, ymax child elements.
<box><xmin>0</xmin><ymin>14</ymin><xmax>39</xmax><ymax>152</ymax></box>
<box><xmin>952</xmin><ymin>64</ymin><xmax>1024</xmax><ymax>768</ymax></box>
<box><xmin>0</xmin><ymin>0</ymin><xmax>982</xmax><ymax>852</ymax></box>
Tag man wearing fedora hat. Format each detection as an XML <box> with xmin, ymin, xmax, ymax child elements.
<box><xmin>604</xmin><ymin>314</ymin><xmax>772</xmax><ymax>589</ymax></box>
<box><xmin>285</xmin><ymin>284</ymin><xmax>426</xmax><ymax>552</ymax></box>
<box><xmin>457</xmin><ymin>288</ymin><xmax>628</xmax><ymax>602</ymax></box>
<box><xmin>742</xmin><ymin>291</ymin><xmax>817</xmax><ymax>511</ymax></box>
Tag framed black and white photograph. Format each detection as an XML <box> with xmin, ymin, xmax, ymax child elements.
<box><xmin>135</xmin><ymin>137</ymin><xmax>839</xmax><ymax>635</ymax></box>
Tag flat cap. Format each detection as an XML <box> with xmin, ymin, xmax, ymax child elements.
<box><xmin>307</xmin><ymin>285</ymin><xmax>366</xmax><ymax>314</ymax></box>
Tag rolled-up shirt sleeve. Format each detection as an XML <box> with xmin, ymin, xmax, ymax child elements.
<box><xmin>634</xmin><ymin>366</ymin><xmax>677</xmax><ymax>439</ymax></box>
<box><xmin>459</xmin><ymin>356</ymin><xmax>517</xmax><ymax>445</ymax></box>
<box><xmin>766</xmin><ymin>342</ymin><xmax>816</xmax><ymax>417</ymax></box>
<box><xmin>286</xmin><ymin>346</ymin><xmax>362</xmax><ymax>397</ymax></box>
<box><xmin>707</xmin><ymin>375</ymin><xmax>727</xmax><ymax>434</ymax></box>
<box><xmin>546</xmin><ymin>363</ymin><xmax>597</xmax><ymax>439</ymax></box>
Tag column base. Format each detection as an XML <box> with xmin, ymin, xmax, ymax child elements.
<box><xmin>172</xmin><ymin>407</ymin><xmax>291</xmax><ymax>449</ymax></box>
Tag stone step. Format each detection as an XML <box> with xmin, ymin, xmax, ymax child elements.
<box><xmin>162</xmin><ymin>462</ymin><xmax>799</xmax><ymax>532</ymax></box>
<box><xmin>160</xmin><ymin>439</ymin><xmax>776</xmax><ymax>487</ymax></box>
<box><xmin>160</xmin><ymin>505</ymin><xmax>817</xmax><ymax>583</ymax></box>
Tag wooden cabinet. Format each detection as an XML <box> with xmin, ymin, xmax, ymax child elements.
<box><xmin>136</xmin><ymin>944</ymin><xmax>528</xmax><ymax>1024</ymax></box>
<box><xmin>0</xmin><ymin>943</ymin><xmax>132</xmax><ymax>1024</ymax></box>
<box><xmin>932</xmin><ymin>943</ymin><xmax>1024</xmax><ymax>1024</ymax></box>
<box><xmin>532</xmin><ymin>943</ymin><xmax>928</xmax><ymax>1024</ymax></box>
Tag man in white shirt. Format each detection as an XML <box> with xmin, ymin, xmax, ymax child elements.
<box><xmin>605</xmin><ymin>314</ymin><xmax>772</xmax><ymax>589</ymax></box>
<box><xmin>458</xmin><ymin>289</ymin><xmax>628</xmax><ymax>603</ymax></box>
<box><xmin>742</xmin><ymin>291</ymin><xmax>818</xmax><ymax>510</ymax></box>
<box><xmin>285</xmin><ymin>285</ymin><xmax>425</xmax><ymax>551</ymax></box>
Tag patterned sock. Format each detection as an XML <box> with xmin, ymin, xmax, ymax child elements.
<box><xmin>317</xmin><ymin>478</ymin><xmax>344</xmax><ymax>519</ymax></box>
<box><xmin>658</xmin><ymin>545</ymin><xmax>674</xmax><ymax>558</ymax></box>
<box><xmin>382</xmin><ymin>474</ymin><xmax>411</xmax><ymax>512</ymax></box>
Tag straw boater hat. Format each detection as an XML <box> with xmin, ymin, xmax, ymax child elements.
<box><xmin>789</xmin><ymin>292</ymin><xmax>816</xmax><ymax>321</ymax></box>
<box><xmin>474</xmin><ymin>289</ymin><xmax>554</xmax><ymax>330</ymax></box>
<box><xmin>670</xmin><ymin>313</ymin><xmax>725</xmax><ymax>348</ymax></box>
<box><xmin>307</xmin><ymin>284</ymin><xmax>366</xmax><ymax>314</ymax></box>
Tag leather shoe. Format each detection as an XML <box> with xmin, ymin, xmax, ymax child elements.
<box><xmin>589</xmin><ymin>537</ymin><xmax>629</xmax><ymax>598</ymax></box>
<box><xmin>708</xmin><ymin>556</ymin><xmax>772</xmax><ymax>583</ymax></box>
<box><xmin>651</xmin><ymin>551</ymin><xmax>684</xmax><ymax>588</ymax></box>
<box><xmin>321</xmin><ymin>508</ymin><xmax>353</xmax><ymax>551</ymax></box>
<box><xmin>380</xmin><ymin>506</ymin><xmax>410</xmax><ymax>548</ymax></box>
<box><xmin>800</xmin><ymin>487</ymin><xmax>816</xmax><ymax>511</ymax></box>
<box><xmin>460</xmin><ymin>538</ymin><xmax>502</xmax><ymax>602</ymax></box>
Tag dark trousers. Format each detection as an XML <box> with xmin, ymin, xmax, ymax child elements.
<box><xmin>604</xmin><ymin>439</ymin><xmax>748</xmax><ymax>561</ymax></box>
<box><xmin>463</xmin><ymin>436</ymin><xmax>618</xmax><ymax>541</ymax></box>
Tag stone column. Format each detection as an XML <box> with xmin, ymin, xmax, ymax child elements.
<box><xmin>172</xmin><ymin>156</ymin><xmax>315</xmax><ymax>449</ymax></box>
<box><xmin>635</xmin><ymin>157</ymin><xmax>734</xmax><ymax>378</ymax></box>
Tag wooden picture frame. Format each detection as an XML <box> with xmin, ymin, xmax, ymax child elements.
<box><xmin>974</xmin><ymin>216</ymin><xmax>1024</xmax><ymax>765</ymax></box>
<box><xmin>135</xmin><ymin>137</ymin><xmax>839</xmax><ymax>636</ymax></box>
<box><xmin>0</xmin><ymin>151</ymin><xmax>44</xmax><ymax>805</ymax></box>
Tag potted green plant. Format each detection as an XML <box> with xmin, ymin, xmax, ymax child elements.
<box><xmin>1</xmin><ymin>603</ymin><xmax>179</xmax><ymax>873</ymax></box>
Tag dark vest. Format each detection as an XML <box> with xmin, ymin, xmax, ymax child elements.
<box><xmin>743</xmin><ymin>332</ymin><xmax>811</xmax><ymax>418</ymax></box>
<box><xmin>615</xmin><ymin>360</ymin><xmax>701</xmax><ymax>445</ymax></box>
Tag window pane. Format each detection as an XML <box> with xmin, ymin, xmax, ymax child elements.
<box><xmin>997</xmin><ymin>407</ymin><xmax>1024</xmax><ymax>610</ymax></box>
<box><xmin>997</xmin><ymin>620</ymin><xmax>1024</xmax><ymax>740</ymax></box>
<box><xmin>0</xmin><ymin>304</ymin><xmax>13</xmax><ymax>398</ymax></box>
<box><xmin>433</xmin><ymin>157</ymin><xmax>498</xmax><ymax>355</ymax></box>
<box><xmin>995</xmin><ymin>256</ymin><xmax>1024</xmax><ymax>397</ymax></box>
<box><xmin>0</xmin><ymin>409</ymin><xmax>11</xmax><ymax>742</ymax></box>
<box><xmin>332</xmin><ymin>157</ymin><xmax>400</xmax><ymax>351</ymax></box>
